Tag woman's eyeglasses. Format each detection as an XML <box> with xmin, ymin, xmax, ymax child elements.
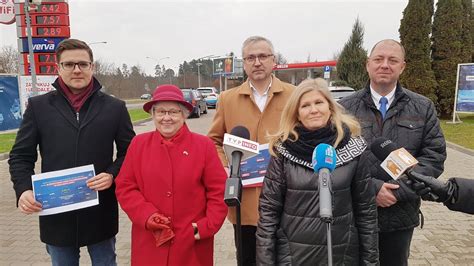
<box><xmin>154</xmin><ymin>109</ymin><xmax>182</xmax><ymax>117</ymax></box>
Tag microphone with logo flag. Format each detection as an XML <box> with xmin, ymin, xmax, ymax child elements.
<box><xmin>223</xmin><ymin>126</ymin><xmax>259</xmax><ymax>266</ymax></box>
<box><xmin>312</xmin><ymin>143</ymin><xmax>337</xmax><ymax>221</ymax></box>
<box><xmin>223</xmin><ymin>126</ymin><xmax>259</xmax><ymax>206</ymax></box>
<box><xmin>312</xmin><ymin>143</ymin><xmax>337</xmax><ymax>266</ymax></box>
<box><xmin>370</xmin><ymin>137</ymin><xmax>439</xmax><ymax>201</ymax></box>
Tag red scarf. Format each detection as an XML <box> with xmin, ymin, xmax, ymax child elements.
<box><xmin>58</xmin><ymin>77</ymin><xmax>95</xmax><ymax>112</ymax></box>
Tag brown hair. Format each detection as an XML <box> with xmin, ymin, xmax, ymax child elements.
<box><xmin>56</xmin><ymin>39</ymin><xmax>93</xmax><ymax>62</ymax></box>
<box><xmin>268</xmin><ymin>78</ymin><xmax>361</xmax><ymax>156</ymax></box>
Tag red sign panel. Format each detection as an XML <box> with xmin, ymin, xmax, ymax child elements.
<box><xmin>16</xmin><ymin>2</ymin><xmax>69</xmax><ymax>15</ymax></box>
<box><xmin>17</xmin><ymin>14</ymin><xmax>69</xmax><ymax>26</ymax></box>
<box><xmin>21</xmin><ymin>62</ymin><xmax>58</xmax><ymax>75</ymax></box>
<box><xmin>273</xmin><ymin>60</ymin><xmax>338</xmax><ymax>70</ymax></box>
<box><xmin>22</xmin><ymin>53</ymin><xmax>58</xmax><ymax>64</ymax></box>
<box><xmin>18</xmin><ymin>25</ymin><xmax>70</xmax><ymax>37</ymax></box>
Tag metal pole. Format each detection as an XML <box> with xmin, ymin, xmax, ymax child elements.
<box><xmin>219</xmin><ymin>75</ymin><xmax>222</xmax><ymax>92</ymax></box>
<box><xmin>236</xmin><ymin>205</ymin><xmax>243</xmax><ymax>266</ymax></box>
<box><xmin>327</xmin><ymin>223</ymin><xmax>333</xmax><ymax>266</ymax></box>
<box><xmin>197</xmin><ymin>63</ymin><xmax>202</xmax><ymax>87</ymax></box>
<box><xmin>24</xmin><ymin>1</ymin><xmax>37</xmax><ymax>96</ymax></box>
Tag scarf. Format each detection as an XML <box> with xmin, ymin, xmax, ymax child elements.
<box><xmin>58</xmin><ymin>77</ymin><xmax>95</xmax><ymax>112</ymax></box>
<box><xmin>282</xmin><ymin>123</ymin><xmax>351</xmax><ymax>165</ymax></box>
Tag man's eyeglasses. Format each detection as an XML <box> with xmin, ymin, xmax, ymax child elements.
<box><xmin>59</xmin><ymin>61</ymin><xmax>92</xmax><ymax>71</ymax></box>
<box><xmin>243</xmin><ymin>54</ymin><xmax>274</xmax><ymax>64</ymax></box>
<box><xmin>154</xmin><ymin>109</ymin><xmax>182</xmax><ymax>117</ymax></box>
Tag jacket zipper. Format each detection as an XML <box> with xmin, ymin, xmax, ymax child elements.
<box><xmin>76</xmin><ymin>112</ymin><xmax>80</xmax><ymax>123</ymax></box>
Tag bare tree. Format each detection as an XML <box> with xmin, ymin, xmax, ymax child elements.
<box><xmin>274</xmin><ymin>52</ymin><xmax>288</xmax><ymax>64</ymax></box>
<box><xmin>0</xmin><ymin>46</ymin><xmax>19</xmax><ymax>73</ymax></box>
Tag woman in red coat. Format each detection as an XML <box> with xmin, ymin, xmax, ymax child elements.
<box><xmin>115</xmin><ymin>84</ymin><xmax>228</xmax><ymax>265</ymax></box>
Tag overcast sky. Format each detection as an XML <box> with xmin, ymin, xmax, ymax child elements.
<box><xmin>1</xmin><ymin>0</ymin><xmax>409</xmax><ymax>75</ymax></box>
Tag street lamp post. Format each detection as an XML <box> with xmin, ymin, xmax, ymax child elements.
<box><xmin>88</xmin><ymin>41</ymin><xmax>108</xmax><ymax>46</ymax></box>
<box><xmin>196</xmin><ymin>63</ymin><xmax>202</xmax><ymax>87</ymax></box>
<box><xmin>146</xmin><ymin>56</ymin><xmax>171</xmax><ymax>83</ymax></box>
<box><xmin>195</xmin><ymin>55</ymin><xmax>218</xmax><ymax>88</ymax></box>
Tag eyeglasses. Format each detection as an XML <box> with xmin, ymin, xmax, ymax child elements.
<box><xmin>59</xmin><ymin>61</ymin><xmax>92</xmax><ymax>71</ymax></box>
<box><xmin>243</xmin><ymin>54</ymin><xmax>274</xmax><ymax>64</ymax></box>
<box><xmin>154</xmin><ymin>109</ymin><xmax>182</xmax><ymax>117</ymax></box>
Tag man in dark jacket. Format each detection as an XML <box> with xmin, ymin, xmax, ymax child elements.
<box><xmin>339</xmin><ymin>39</ymin><xmax>446</xmax><ymax>266</ymax></box>
<box><xmin>9</xmin><ymin>39</ymin><xmax>135</xmax><ymax>265</ymax></box>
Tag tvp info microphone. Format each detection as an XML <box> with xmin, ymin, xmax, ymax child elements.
<box><xmin>312</xmin><ymin>143</ymin><xmax>337</xmax><ymax>222</ymax></box>
<box><xmin>223</xmin><ymin>126</ymin><xmax>259</xmax><ymax>206</ymax></box>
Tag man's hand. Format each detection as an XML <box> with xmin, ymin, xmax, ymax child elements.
<box><xmin>87</xmin><ymin>173</ymin><xmax>113</xmax><ymax>191</ymax></box>
<box><xmin>376</xmin><ymin>183</ymin><xmax>400</xmax><ymax>207</ymax></box>
<box><xmin>18</xmin><ymin>190</ymin><xmax>42</xmax><ymax>214</ymax></box>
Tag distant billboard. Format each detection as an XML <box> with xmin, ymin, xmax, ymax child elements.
<box><xmin>0</xmin><ymin>75</ymin><xmax>22</xmax><ymax>131</ymax></box>
<box><xmin>213</xmin><ymin>57</ymin><xmax>234</xmax><ymax>75</ymax></box>
<box><xmin>454</xmin><ymin>63</ymin><xmax>474</xmax><ymax>113</ymax></box>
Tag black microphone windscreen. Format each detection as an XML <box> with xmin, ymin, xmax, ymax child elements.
<box><xmin>370</xmin><ymin>137</ymin><xmax>397</xmax><ymax>161</ymax></box>
<box><xmin>230</xmin><ymin>126</ymin><xmax>250</xmax><ymax>140</ymax></box>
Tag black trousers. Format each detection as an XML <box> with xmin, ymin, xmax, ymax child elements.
<box><xmin>379</xmin><ymin>228</ymin><xmax>415</xmax><ymax>266</ymax></box>
<box><xmin>233</xmin><ymin>225</ymin><xmax>256</xmax><ymax>266</ymax></box>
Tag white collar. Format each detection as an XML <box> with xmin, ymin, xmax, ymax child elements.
<box><xmin>370</xmin><ymin>85</ymin><xmax>396</xmax><ymax>109</ymax></box>
<box><xmin>249</xmin><ymin>78</ymin><xmax>272</xmax><ymax>96</ymax></box>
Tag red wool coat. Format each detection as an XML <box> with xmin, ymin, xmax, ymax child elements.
<box><xmin>115</xmin><ymin>125</ymin><xmax>228</xmax><ymax>266</ymax></box>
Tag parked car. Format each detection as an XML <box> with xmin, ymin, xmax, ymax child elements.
<box><xmin>140</xmin><ymin>93</ymin><xmax>151</xmax><ymax>100</ymax></box>
<box><xmin>197</xmin><ymin>87</ymin><xmax>219</xmax><ymax>108</ymax></box>
<box><xmin>181</xmin><ymin>88</ymin><xmax>208</xmax><ymax>118</ymax></box>
<box><xmin>328</xmin><ymin>86</ymin><xmax>355</xmax><ymax>101</ymax></box>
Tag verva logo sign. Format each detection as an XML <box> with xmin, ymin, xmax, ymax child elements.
<box><xmin>0</xmin><ymin>0</ymin><xmax>15</xmax><ymax>25</ymax></box>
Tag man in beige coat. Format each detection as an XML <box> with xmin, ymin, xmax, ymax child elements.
<box><xmin>208</xmin><ymin>36</ymin><xmax>294</xmax><ymax>265</ymax></box>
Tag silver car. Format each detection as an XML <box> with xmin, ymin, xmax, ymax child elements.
<box><xmin>328</xmin><ymin>86</ymin><xmax>355</xmax><ymax>101</ymax></box>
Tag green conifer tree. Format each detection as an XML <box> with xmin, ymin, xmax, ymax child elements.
<box><xmin>399</xmin><ymin>0</ymin><xmax>438</xmax><ymax>103</ymax></box>
<box><xmin>336</xmin><ymin>18</ymin><xmax>368</xmax><ymax>90</ymax></box>
<box><xmin>472</xmin><ymin>3</ymin><xmax>474</xmax><ymax>62</ymax></box>
<box><xmin>432</xmin><ymin>0</ymin><xmax>464</xmax><ymax>116</ymax></box>
<box><xmin>461</xmin><ymin>0</ymin><xmax>473</xmax><ymax>62</ymax></box>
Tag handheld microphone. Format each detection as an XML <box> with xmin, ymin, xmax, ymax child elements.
<box><xmin>370</xmin><ymin>137</ymin><xmax>439</xmax><ymax>201</ymax></box>
<box><xmin>312</xmin><ymin>143</ymin><xmax>337</xmax><ymax>222</ymax></box>
<box><xmin>370</xmin><ymin>138</ymin><xmax>418</xmax><ymax>180</ymax></box>
<box><xmin>223</xmin><ymin>126</ymin><xmax>259</xmax><ymax>206</ymax></box>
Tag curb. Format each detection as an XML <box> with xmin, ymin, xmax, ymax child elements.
<box><xmin>0</xmin><ymin>153</ymin><xmax>8</xmax><ymax>161</ymax></box>
<box><xmin>2</xmin><ymin>129</ymin><xmax>471</xmax><ymax>161</ymax></box>
<box><xmin>132</xmin><ymin>117</ymin><xmax>152</xmax><ymax>126</ymax></box>
<box><xmin>0</xmin><ymin>118</ymin><xmax>153</xmax><ymax>161</ymax></box>
<box><xmin>446</xmin><ymin>141</ymin><xmax>474</xmax><ymax>157</ymax></box>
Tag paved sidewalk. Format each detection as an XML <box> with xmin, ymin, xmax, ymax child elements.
<box><xmin>1</xmin><ymin>114</ymin><xmax>473</xmax><ymax>265</ymax></box>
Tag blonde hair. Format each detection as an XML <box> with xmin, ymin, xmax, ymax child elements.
<box><xmin>268</xmin><ymin>78</ymin><xmax>361</xmax><ymax>156</ymax></box>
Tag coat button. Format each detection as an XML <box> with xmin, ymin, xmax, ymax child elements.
<box><xmin>166</xmin><ymin>191</ymin><xmax>172</xmax><ymax>197</ymax></box>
